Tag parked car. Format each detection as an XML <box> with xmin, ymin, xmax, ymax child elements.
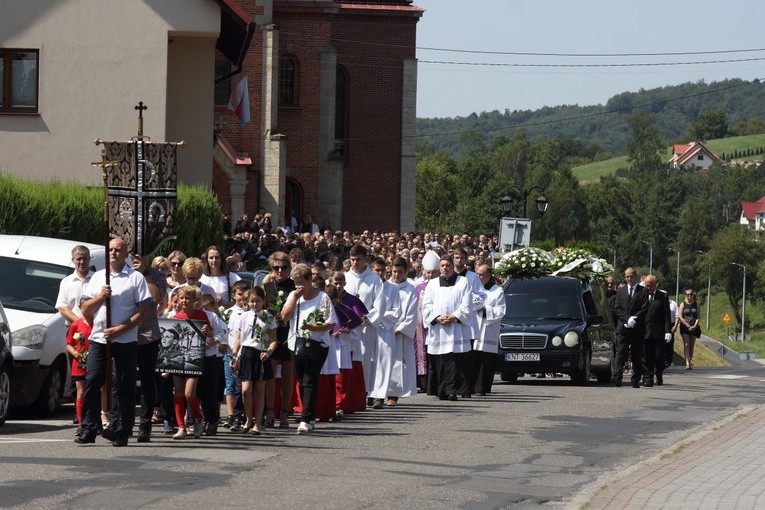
<box><xmin>496</xmin><ymin>276</ymin><xmax>615</xmax><ymax>385</ymax></box>
<box><xmin>0</xmin><ymin>235</ymin><xmax>104</xmax><ymax>417</ymax></box>
<box><xmin>0</xmin><ymin>299</ymin><xmax>13</xmax><ymax>426</ymax></box>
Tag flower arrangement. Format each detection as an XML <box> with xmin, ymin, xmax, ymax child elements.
<box><xmin>551</xmin><ymin>247</ymin><xmax>613</xmax><ymax>283</ymax></box>
<box><xmin>218</xmin><ymin>306</ymin><xmax>233</xmax><ymax>324</ymax></box>
<box><xmin>72</xmin><ymin>332</ymin><xmax>88</xmax><ymax>370</ymax></box>
<box><xmin>494</xmin><ymin>247</ymin><xmax>555</xmax><ymax>280</ymax></box>
<box><xmin>494</xmin><ymin>246</ymin><xmax>613</xmax><ymax>283</ymax></box>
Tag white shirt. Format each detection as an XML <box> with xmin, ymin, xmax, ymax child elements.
<box><xmin>238</xmin><ymin>310</ymin><xmax>277</xmax><ymax>350</ymax></box>
<box><xmin>200</xmin><ymin>273</ymin><xmax>242</xmax><ymax>302</ymax></box>
<box><xmin>82</xmin><ymin>265</ymin><xmax>152</xmax><ymax>344</ymax></box>
<box><xmin>286</xmin><ymin>291</ymin><xmax>337</xmax><ymax>351</ymax></box>
<box><xmin>474</xmin><ymin>283</ymin><xmax>507</xmax><ymax>353</ymax></box>
<box><xmin>56</xmin><ymin>270</ymin><xmax>94</xmax><ymax>324</ymax></box>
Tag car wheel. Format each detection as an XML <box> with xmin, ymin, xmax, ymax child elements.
<box><xmin>0</xmin><ymin>364</ymin><xmax>10</xmax><ymax>426</ymax></box>
<box><xmin>31</xmin><ymin>362</ymin><xmax>64</xmax><ymax>418</ymax></box>
<box><xmin>500</xmin><ymin>371</ymin><xmax>518</xmax><ymax>383</ymax></box>
<box><xmin>571</xmin><ymin>347</ymin><xmax>591</xmax><ymax>386</ymax></box>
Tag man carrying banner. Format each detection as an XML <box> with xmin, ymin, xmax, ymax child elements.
<box><xmin>76</xmin><ymin>237</ymin><xmax>152</xmax><ymax>446</ymax></box>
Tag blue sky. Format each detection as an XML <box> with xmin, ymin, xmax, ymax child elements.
<box><xmin>415</xmin><ymin>0</ymin><xmax>765</xmax><ymax>118</ymax></box>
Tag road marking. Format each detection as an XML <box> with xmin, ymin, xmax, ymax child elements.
<box><xmin>0</xmin><ymin>438</ymin><xmax>71</xmax><ymax>444</ymax></box>
<box><xmin>707</xmin><ymin>375</ymin><xmax>748</xmax><ymax>379</ymax></box>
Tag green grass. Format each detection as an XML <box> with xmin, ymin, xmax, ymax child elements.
<box><xmin>572</xmin><ymin>133</ymin><xmax>765</xmax><ymax>183</ymax></box>
<box><xmin>690</xmin><ymin>291</ymin><xmax>765</xmax><ymax>360</ymax></box>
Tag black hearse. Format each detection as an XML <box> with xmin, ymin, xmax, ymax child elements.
<box><xmin>496</xmin><ymin>276</ymin><xmax>615</xmax><ymax>385</ymax></box>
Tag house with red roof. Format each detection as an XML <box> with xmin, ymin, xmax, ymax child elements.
<box><xmin>668</xmin><ymin>141</ymin><xmax>722</xmax><ymax>170</ymax></box>
<box><xmin>739</xmin><ymin>196</ymin><xmax>765</xmax><ymax>230</ymax></box>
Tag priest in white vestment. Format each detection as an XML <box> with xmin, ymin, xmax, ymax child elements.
<box><xmin>472</xmin><ymin>262</ymin><xmax>506</xmax><ymax>395</ymax></box>
<box><xmin>422</xmin><ymin>256</ymin><xmax>472</xmax><ymax>400</ymax></box>
<box><xmin>385</xmin><ymin>257</ymin><xmax>418</xmax><ymax>403</ymax></box>
<box><xmin>367</xmin><ymin>258</ymin><xmax>401</xmax><ymax>407</ymax></box>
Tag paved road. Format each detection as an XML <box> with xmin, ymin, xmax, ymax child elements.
<box><xmin>2</xmin><ymin>360</ymin><xmax>764</xmax><ymax>509</ymax></box>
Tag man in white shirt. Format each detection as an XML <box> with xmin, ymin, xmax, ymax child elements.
<box><xmin>56</xmin><ymin>245</ymin><xmax>94</xmax><ymax>326</ymax></box>
<box><xmin>76</xmin><ymin>237</ymin><xmax>152</xmax><ymax>446</ymax></box>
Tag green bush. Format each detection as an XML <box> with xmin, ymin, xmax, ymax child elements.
<box><xmin>0</xmin><ymin>171</ymin><xmax>223</xmax><ymax>257</ymax></box>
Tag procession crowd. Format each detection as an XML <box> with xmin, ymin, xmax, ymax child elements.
<box><xmin>59</xmin><ymin>223</ymin><xmax>507</xmax><ymax>446</ymax></box>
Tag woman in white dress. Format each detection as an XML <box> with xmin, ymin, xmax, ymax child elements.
<box><xmin>200</xmin><ymin>245</ymin><xmax>241</xmax><ymax>309</ymax></box>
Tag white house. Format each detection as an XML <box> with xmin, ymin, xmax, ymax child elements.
<box><xmin>740</xmin><ymin>196</ymin><xmax>765</xmax><ymax>230</ymax></box>
<box><xmin>668</xmin><ymin>141</ymin><xmax>721</xmax><ymax>170</ymax></box>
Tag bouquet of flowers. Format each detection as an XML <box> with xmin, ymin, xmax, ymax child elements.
<box><xmin>72</xmin><ymin>332</ymin><xmax>88</xmax><ymax>371</ymax></box>
<box><xmin>494</xmin><ymin>247</ymin><xmax>555</xmax><ymax>280</ymax></box>
<box><xmin>301</xmin><ymin>303</ymin><xmax>328</xmax><ymax>336</ymax></box>
<box><xmin>551</xmin><ymin>247</ymin><xmax>614</xmax><ymax>283</ymax></box>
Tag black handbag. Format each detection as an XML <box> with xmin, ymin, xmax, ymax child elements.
<box><xmin>293</xmin><ymin>302</ymin><xmax>321</xmax><ymax>360</ymax></box>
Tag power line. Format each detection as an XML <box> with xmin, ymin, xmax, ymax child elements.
<box><xmin>419</xmin><ymin>57</ymin><xmax>765</xmax><ymax>68</ymax></box>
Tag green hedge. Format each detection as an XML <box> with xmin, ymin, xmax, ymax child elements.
<box><xmin>0</xmin><ymin>171</ymin><xmax>223</xmax><ymax>257</ymax></box>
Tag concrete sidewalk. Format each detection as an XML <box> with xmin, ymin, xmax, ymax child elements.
<box><xmin>568</xmin><ymin>406</ymin><xmax>765</xmax><ymax>509</ymax></box>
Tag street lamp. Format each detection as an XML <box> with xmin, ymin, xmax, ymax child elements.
<box><xmin>696</xmin><ymin>250</ymin><xmax>711</xmax><ymax>331</ymax></box>
<box><xmin>501</xmin><ymin>185</ymin><xmax>548</xmax><ymax>219</ymax></box>
<box><xmin>669</xmin><ymin>247</ymin><xmax>680</xmax><ymax>303</ymax></box>
<box><xmin>730</xmin><ymin>262</ymin><xmax>746</xmax><ymax>341</ymax></box>
<box><xmin>640</xmin><ymin>240</ymin><xmax>653</xmax><ymax>275</ymax></box>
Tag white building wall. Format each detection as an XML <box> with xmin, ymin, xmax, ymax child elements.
<box><xmin>0</xmin><ymin>0</ymin><xmax>219</xmax><ymax>186</ymax></box>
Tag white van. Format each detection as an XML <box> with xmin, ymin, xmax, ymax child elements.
<box><xmin>0</xmin><ymin>235</ymin><xmax>104</xmax><ymax>417</ymax></box>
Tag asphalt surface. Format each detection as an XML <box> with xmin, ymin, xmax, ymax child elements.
<box><xmin>1</xmin><ymin>339</ymin><xmax>763</xmax><ymax>509</ymax></box>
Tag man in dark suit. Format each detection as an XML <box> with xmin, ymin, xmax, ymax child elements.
<box><xmin>611</xmin><ymin>267</ymin><xmax>649</xmax><ymax>388</ymax></box>
<box><xmin>642</xmin><ymin>275</ymin><xmax>672</xmax><ymax>386</ymax></box>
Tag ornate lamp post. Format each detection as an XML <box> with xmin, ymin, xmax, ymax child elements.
<box><xmin>500</xmin><ymin>185</ymin><xmax>548</xmax><ymax>219</ymax></box>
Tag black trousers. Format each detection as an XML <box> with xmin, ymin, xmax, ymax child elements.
<box><xmin>83</xmin><ymin>342</ymin><xmax>137</xmax><ymax>438</ymax></box>
<box><xmin>614</xmin><ymin>331</ymin><xmax>646</xmax><ymax>383</ymax></box>
<box><xmin>430</xmin><ymin>352</ymin><xmax>470</xmax><ymax>398</ymax></box>
<box><xmin>644</xmin><ymin>335</ymin><xmax>665</xmax><ymax>379</ymax></box>
<box><xmin>136</xmin><ymin>341</ymin><xmax>159</xmax><ymax>432</ymax></box>
<box><xmin>198</xmin><ymin>356</ymin><xmax>221</xmax><ymax>424</ymax></box>
<box><xmin>471</xmin><ymin>350</ymin><xmax>496</xmax><ymax>394</ymax></box>
<box><xmin>156</xmin><ymin>372</ymin><xmax>175</xmax><ymax>426</ymax></box>
<box><xmin>292</xmin><ymin>346</ymin><xmax>330</xmax><ymax>423</ymax></box>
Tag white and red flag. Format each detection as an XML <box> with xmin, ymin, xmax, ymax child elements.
<box><xmin>227</xmin><ymin>75</ymin><xmax>250</xmax><ymax>127</ymax></box>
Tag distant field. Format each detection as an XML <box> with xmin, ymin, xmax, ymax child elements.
<box><xmin>573</xmin><ymin>133</ymin><xmax>765</xmax><ymax>183</ymax></box>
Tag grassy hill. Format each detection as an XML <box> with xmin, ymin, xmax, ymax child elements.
<box><xmin>573</xmin><ymin>133</ymin><xmax>765</xmax><ymax>183</ymax></box>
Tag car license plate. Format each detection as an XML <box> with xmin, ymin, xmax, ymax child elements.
<box><xmin>505</xmin><ymin>353</ymin><xmax>540</xmax><ymax>362</ymax></box>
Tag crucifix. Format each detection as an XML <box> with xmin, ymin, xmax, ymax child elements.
<box><xmin>135</xmin><ymin>101</ymin><xmax>147</xmax><ymax>138</ymax></box>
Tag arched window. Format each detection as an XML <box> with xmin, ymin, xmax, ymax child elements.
<box><xmin>278</xmin><ymin>56</ymin><xmax>298</xmax><ymax>107</ymax></box>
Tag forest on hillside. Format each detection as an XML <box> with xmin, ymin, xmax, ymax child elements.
<box><xmin>416</xmin><ymin>78</ymin><xmax>765</xmax><ymax>155</ymax></box>
<box><xmin>415</xmin><ymin>111</ymin><xmax>765</xmax><ymax>326</ymax></box>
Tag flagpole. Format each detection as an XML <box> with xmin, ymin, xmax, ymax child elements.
<box><xmin>91</xmin><ymin>150</ymin><xmax>117</xmax><ymax>413</ymax></box>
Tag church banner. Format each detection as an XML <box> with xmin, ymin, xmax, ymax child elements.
<box><xmin>101</xmin><ymin>140</ymin><xmax>178</xmax><ymax>255</ymax></box>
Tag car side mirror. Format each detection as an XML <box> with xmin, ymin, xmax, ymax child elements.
<box><xmin>589</xmin><ymin>314</ymin><xmax>604</xmax><ymax>325</ymax></box>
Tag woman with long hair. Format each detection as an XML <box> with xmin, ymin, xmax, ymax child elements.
<box><xmin>678</xmin><ymin>288</ymin><xmax>701</xmax><ymax>370</ymax></box>
<box><xmin>200</xmin><ymin>245</ymin><xmax>241</xmax><ymax>309</ymax></box>
<box><xmin>166</xmin><ymin>250</ymin><xmax>187</xmax><ymax>292</ymax></box>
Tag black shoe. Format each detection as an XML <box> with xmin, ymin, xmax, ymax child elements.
<box><xmin>461</xmin><ymin>394</ymin><xmax>471</xmax><ymax>398</ymax></box>
<box><xmin>75</xmin><ymin>427</ymin><xmax>84</xmax><ymax>437</ymax></box>
<box><xmin>632</xmin><ymin>380</ymin><xmax>641</xmax><ymax>388</ymax></box>
<box><xmin>205</xmin><ymin>423</ymin><xmax>218</xmax><ymax>436</ymax></box>
<box><xmin>448</xmin><ymin>394</ymin><xmax>458</xmax><ymax>401</ymax></box>
<box><xmin>136</xmin><ymin>430</ymin><xmax>151</xmax><ymax>443</ymax></box>
<box><xmin>113</xmin><ymin>435</ymin><xmax>128</xmax><ymax>447</ymax></box>
<box><xmin>219</xmin><ymin>415</ymin><xmax>233</xmax><ymax>429</ymax></box>
<box><xmin>75</xmin><ymin>433</ymin><xmax>96</xmax><ymax>444</ymax></box>
<box><xmin>656</xmin><ymin>374</ymin><xmax>663</xmax><ymax>386</ymax></box>
<box><xmin>372</xmin><ymin>399</ymin><xmax>384</xmax><ymax>409</ymax></box>
<box><xmin>611</xmin><ymin>379</ymin><xmax>621</xmax><ymax>387</ymax></box>
<box><xmin>644</xmin><ymin>380</ymin><xmax>654</xmax><ymax>387</ymax></box>
<box><xmin>101</xmin><ymin>425</ymin><xmax>116</xmax><ymax>442</ymax></box>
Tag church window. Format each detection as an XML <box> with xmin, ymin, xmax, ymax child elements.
<box><xmin>334</xmin><ymin>65</ymin><xmax>348</xmax><ymax>158</ymax></box>
<box><xmin>279</xmin><ymin>56</ymin><xmax>298</xmax><ymax>107</ymax></box>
